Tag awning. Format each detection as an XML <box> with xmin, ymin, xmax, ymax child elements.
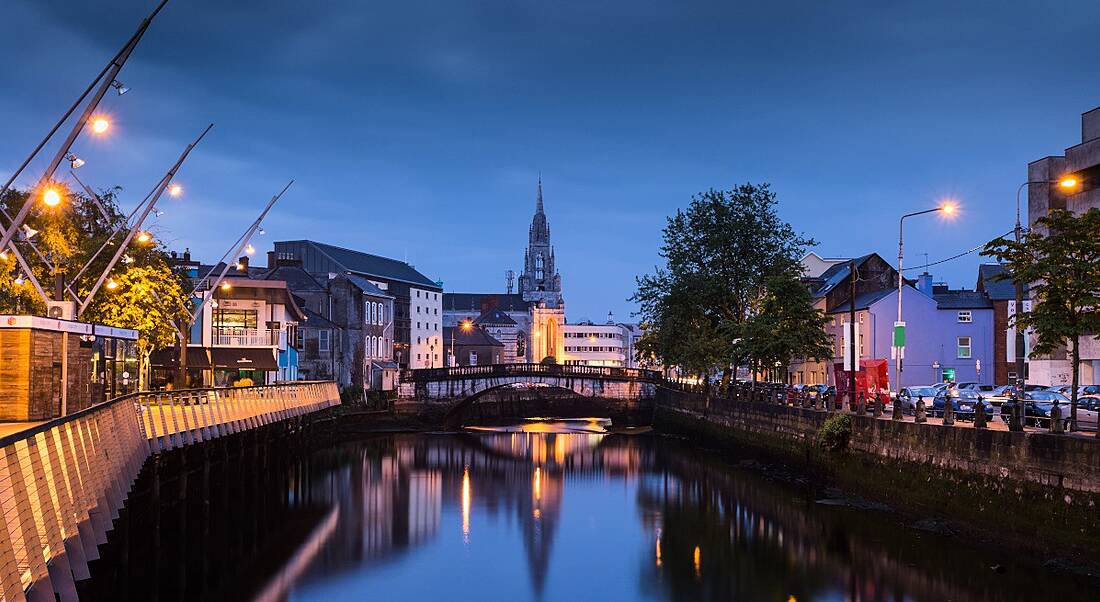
<box><xmin>150</xmin><ymin>347</ymin><xmax>212</xmax><ymax>369</ymax></box>
<box><xmin>209</xmin><ymin>348</ymin><xmax>279</xmax><ymax>371</ymax></box>
<box><xmin>371</xmin><ymin>360</ymin><xmax>400</xmax><ymax>370</ymax></box>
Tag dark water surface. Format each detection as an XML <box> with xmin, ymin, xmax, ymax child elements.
<box><xmin>278</xmin><ymin>419</ymin><xmax>1095</xmax><ymax>602</ymax></box>
<box><xmin>86</xmin><ymin>418</ymin><xmax>1096</xmax><ymax>601</ymax></box>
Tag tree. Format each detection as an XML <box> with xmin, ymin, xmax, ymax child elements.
<box><xmin>632</xmin><ymin>183</ymin><xmax>813</xmax><ymax>387</ymax></box>
<box><xmin>983</xmin><ymin>208</ymin><xmax>1100</xmax><ymax>432</ymax></box>
<box><xmin>1</xmin><ymin>184</ymin><xmax>193</xmax><ymax>389</ymax></box>
<box><xmin>740</xmin><ymin>272</ymin><xmax>833</xmax><ymax>383</ymax></box>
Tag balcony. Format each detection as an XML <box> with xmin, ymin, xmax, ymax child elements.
<box><xmin>212</xmin><ymin>327</ymin><xmax>280</xmax><ymax>347</ymax></box>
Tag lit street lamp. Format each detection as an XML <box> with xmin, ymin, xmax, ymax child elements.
<box><xmin>451</xmin><ymin>320</ymin><xmax>473</xmax><ymax>367</ymax></box>
<box><xmin>896</xmin><ymin>201</ymin><xmax>957</xmax><ymax>394</ymax></box>
<box><xmin>1005</xmin><ymin>177</ymin><xmax>1080</xmax><ymax>430</ymax></box>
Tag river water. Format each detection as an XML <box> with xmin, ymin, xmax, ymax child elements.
<box><xmin>87</xmin><ymin>418</ymin><xmax>1096</xmax><ymax>601</ymax></box>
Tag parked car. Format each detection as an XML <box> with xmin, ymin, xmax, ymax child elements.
<box><xmin>1077</xmin><ymin>385</ymin><xmax>1100</xmax><ymax>397</ymax></box>
<box><xmin>1046</xmin><ymin>385</ymin><xmax>1075</xmax><ymax>396</ymax></box>
<box><xmin>897</xmin><ymin>386</ymin><xmax>939</xmax><ymax>411</ymax></box>
<box><xmin>999</xmin><ymin>391</ymin><xmax>1077</xmax><ymax>428</ymax></box>
<box><xmin>802</xmin><ymin>384</ymin><xmax>830</xmax><ymax>399</ymax></box>
<box><xmin>1073</xmin><ymin>397</ymin><xmax>1100</xmax><ymax>431</ymax></box>
<box><xmin>957</xmin><ymin>383</ymin><xmax>997</xmax><ymax>394</ymax></box>
<box><xmin>931</xmin><ymin>390</ymin><xmax>994</xmax><ymax>420</ymax></box>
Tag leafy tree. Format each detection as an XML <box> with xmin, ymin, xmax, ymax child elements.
<box><xmin>632</xmin><ymin>183</ymin><xmax>813</xmax><ymax>387</ymax></box>
<box><xmin>740</xmin><ymin>272</ymin><xmax>833</xmax><ymax>383</ymax></box>
<box><xmin>0</xmin><ymin>184</ymin><xmax>193</xmax><ymax>389</ymax></box>
<box><xmin>983</xmin><ymin>208</ymin><xmax>1100</xmax><ymax>431</ymax></box>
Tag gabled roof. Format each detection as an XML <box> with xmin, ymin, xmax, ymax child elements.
<box><xmin>977</xmin><ymin>263</ymin><xmax>1024</xmax><ymax>300</ymax></box>
<box><xmin>443</xmin><ymin>325</ymin><xmax>504</xmax><ymax>347</ymax></box>
<box><xmin>444</xmin><ymin>292</ymin><xmax>532</xmax><ymax>313</ymax></box>
<box><xmin>934</xmin><ymin>290</ymin><xmax>993</xmax><ymax>310</ymax></box>
<box><xmin>812</xmin><ymin>254</ymin><xmax>875</xmax><ymax>298</ymax></box>
<box><xmin>281</xmin><ymin>240</ymin><xmax>441</xmax><ymax>290</ymax></box>
<box><xmin>474</xmin><ymin>308</ymin><xmax>517</xmax><ymax>326</ymax></box>
<box><xmin>299</xmin><ymin>305</ymin><xmax>338</xmax><ymax>329</ymax></box>
<box><xmin>345</xmin><ymin>274</ymin><xmax>394</xmax><ymax>298</ymax></box>
<box><xmin>263</xmin><ymin>264</ymin><xmax>326</xmax><ymax>293</ymax></box>
<box><xmin>828</xmin><ymin>288</ymin><xmax>895</xmax><ymax>314</ymax></box>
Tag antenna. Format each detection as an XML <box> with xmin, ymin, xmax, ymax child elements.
<box><xmin>506</xmin><ymin>269</ymin><xmax>515</xmax><ymax>294</ymax></box>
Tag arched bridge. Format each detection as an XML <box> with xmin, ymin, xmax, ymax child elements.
<box><xmin>397</xmin><ymin>364</ymin><xmax>663</xmax><ymax>425</ymax></box>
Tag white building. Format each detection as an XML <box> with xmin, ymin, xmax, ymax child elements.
<box><xmin>561</xmin><ymin>321</ymin><xmax>630</xmax><ymax>367</ymax></box>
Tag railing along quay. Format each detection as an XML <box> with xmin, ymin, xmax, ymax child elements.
<box><xmin>402</xmin><ymin>363</ymin><xmax>663</xmax><ymax>382</ymax></box>
<box><xmin>0</xmin><ymin>381</ymin><xmax>339</xmax><ymax>602</ymax></box>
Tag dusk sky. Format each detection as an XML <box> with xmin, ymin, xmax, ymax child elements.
<box><xmin>3</xmin><ymin>0</ymin><xmax>1099</xmax><ymax>321</ymax></box>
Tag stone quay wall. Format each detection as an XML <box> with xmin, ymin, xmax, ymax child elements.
<box><xmin>654</xmin><ymin>389</ymin><xmax>1100</xmax><ymax>559</ymax></box>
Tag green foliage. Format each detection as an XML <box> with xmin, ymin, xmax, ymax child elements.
<box><xmin>0</xmin><ymin>184</ymin><xmax>192</xmax><ymax>363</ymax></box>
<box><xmin>818</xmin><ymin>413</ymin><xmax>852</xmax><ymax>451</ymax></box>
<box><xmin>340</xmin><ymin>384</ymin><xmax>365</xmax><ymax>403</ymax></box>
<box><xmin>740</xmin><ymin>271</ymin><xmax>833</xmax><ymax>380</ymax></box>
<box><xmin>632</xmin><ymin>183</ymin><xmax>814</xmax><ymax>383</ymax></box>
<box><xmin>983</xmin><ymin>208</ymin><xmax>1100</xmax><ymax>423</ymax></box>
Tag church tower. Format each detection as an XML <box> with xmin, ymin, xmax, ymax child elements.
<box><xmin>518</xmin><ymin>176</ymin><xmax>563</xmax><ymax>306</ymax></box>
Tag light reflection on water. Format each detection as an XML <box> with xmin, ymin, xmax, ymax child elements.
<box><xmin>277</xmin><ymin>420</ymin><xmax>1094</xmax><ymax>602</ymax></box>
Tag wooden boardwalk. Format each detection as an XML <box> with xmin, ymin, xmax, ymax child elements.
<box><xmin>0</xmin><ymin>381</ymin><xmax>340</xmax><ymax>602</ymax></box>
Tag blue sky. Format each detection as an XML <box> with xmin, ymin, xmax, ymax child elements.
<box><xmin>3</xmin><ymin>1</ymin><xmax>1099</xmax><ymax>321</ymax></box>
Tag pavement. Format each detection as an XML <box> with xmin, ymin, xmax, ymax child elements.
<box><xmin>0</xmin><ymin>421</ymin><xmax>44</xmax><ymax>440</ymax></box>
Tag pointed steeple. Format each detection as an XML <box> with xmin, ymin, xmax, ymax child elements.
<box><xmin>536</xmin><ymin>172</ymin><xmax>544</xmax><ymax>214</ymax></box>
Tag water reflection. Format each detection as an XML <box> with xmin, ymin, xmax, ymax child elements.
<box><xmin>275</xmin><ymin>422</ymin><xmax>1093</xmax><ymax>602</ymax></box>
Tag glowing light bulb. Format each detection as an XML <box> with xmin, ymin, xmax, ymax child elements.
<box><xmin>42</xmin><ymin>188</ymin><xmax>62</xmax><ymax>207</ymax></box>
<box><xmin>106</xmin><ymin>278</ymin><xmax>118</xmax><ymax>290</ymax></box>
<box><xmin>168</xmin><ymin>184</ymin><xmax>182</xmax><ymax>197</ymax></box>
<box><xmin>91</xmin><ymin>117</ymin><xmax>110</xmax><ymax>134</ymax></box>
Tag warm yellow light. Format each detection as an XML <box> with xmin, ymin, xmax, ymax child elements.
<box><xmin>940</xmin><ymin>202</ymin><xmax>957</xmax><ymax>216</ymax></box>
<box><xmin>461</xmin><ymin>466</ymin><xmax>471</xmax><ymax>541</ymax></box>
<box><xmin>42</xmin><ymin>188</ymin><xmax>62</xmax><ymax>207</ymax></box>
<box><xmin>693</xmin><ymin>545</ymin><xmax>701</xmax><ymax>576</ymax></box>
<box><xmin>235</xmin><ymin>262</ymin><xmax>244</xmax><ymax>271</ymax></box>
<box><xmin>90</xmin><ymin>117</ymin><xmax>110</xmax><ymax>134</ymax></box>
<box><xmin>533</xmin><ymin>466</ymin><xmax>542</xmax><ymax>501</ymax></box>
<box><xmin>220</xmin><ymin>281</ymin><xmax>231</xmax><ymax>291</ymax></box>
<box><xmin>245</xmin><ymin>244</ymin><xmax>255</xmax><ymax>255</ymax></box>
<box><xmin>0</xmin><ymin>251</ymin><xmax>8</xmax><ymax>261</ymax></box>
<box><xmin>1059</xmin><ymin>177</ymin><xmax>1079</xmax><ymax>189</ymax></box>
<box><xmin>655</xmin><ymin>536</ymin><xmax>662</xmax><ymax>567</ymax></box>
<box><xmin>136</xmin><ymin>231</ymin><xmax>152</xmax><ymax>243</ymax></box>
<box><xmin>461</xmin><ymin>320</ymin><xmax>473</xmax><ymax>332</ymax></box>
<box><xmin>588</xmin><ymin>336</ymin><xmax>597</xmax><ymax>342</ymax></box>
<box><xmin>106</xmin><ymin>278</ymin><xmax>118</xmax><ymax>290</ymax></box>
<box><xmin>168</xmin><ymin>184</ymin><xmax>183</xmax><ymax>197</ymax></box>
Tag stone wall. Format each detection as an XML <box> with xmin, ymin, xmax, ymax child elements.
<box><xmin>654</xmin><ymin>393</ymin><xmax>1100</xmax><ymax>559</ymax></box>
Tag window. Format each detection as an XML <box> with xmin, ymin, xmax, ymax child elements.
<box><xmin>213</xmin><ymin>309</ymin><xmax>258</xmax><ymax>330</ymax></box>
<box><xmin>379</xmin><ymin>305</ymin><xmax>385</xmax><ymax>325</ymax></box>
<box><xmin>319</xmin><ymin>330</ymin><xmax>331</xmax><ymax>352</ymax></box>
<box><xmin>957</xmin><ymin>336</ymin><xmax>972</xmax><ymax>359</ymax></box>
<box><xmin>377</xmin><ymin>337</ymin><xmax>383</xmax><ymax>358</ymax></box>
<box><xmin>469</xmin><ymin>351</ymin><xmax>478</xmax><ymax>366</ymax></box>
<box><xmin>957</xmin><ymin>311</ymin><xmax>972</xmax><ymax>323</ymax></box>
<box><xmin>296</xmin><ymin>329</ymin><xmax>304</xmax><ymax>349</ymax></box>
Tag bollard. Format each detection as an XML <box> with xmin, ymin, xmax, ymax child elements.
<box><xmin>856</xmin><ymin>392</ymin><xmax>866</xmax><ymax>415</ymax></box>
<box><xmin>815</xmin><ymin>392</ymin><xmax>824</xmax><ymax>411</ymax></box>
<box><xmin>1006</xmin><ymin>393</ymin><xmax>1024</xmax><ymax>431</ymax></box>
<box><xmin>943</xmin><ymin>394</ymin><xmax>955</xmax><ymax>426</ymax></box>
<box><xmin>873</xmin><ymin>392</ymin><xmax>883</xmax><ymax>417</ymax></box>
<box><xmin>915</xmin><ymin>396</ymin><xmax>927</xmax><ymax>423</ymax></box>
<box><xmin>974</xmin><ymin>395</ymin><xmax>987</xmax><ymax>428</ymax></box>
<box><xmin>892</xmin><ymin>391</ymin><xmax>903</xmax><ymax>421</ymax></box>
<box><xmin>1050</xmin><ymin>401</ymin><xmax>1064</xmax><ymax>434</ymax></box>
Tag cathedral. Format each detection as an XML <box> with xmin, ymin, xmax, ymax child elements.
<box><xmin>442</xmin><ymin>177</ymin><xmax>566</xmax><ymax>364</ymax></box>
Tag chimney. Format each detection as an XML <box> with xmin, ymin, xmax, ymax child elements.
<box><xmin>183</xmin><ymin>248</ymin><xmax>191</xmax><ymax>263</ymax></box>
<box><xmin>267</xmin><ymin>251</ymin><xmax>276</xmax><ymax>269</ymax></box>
<box><xmin>917</xmin><ymin>272</ymin><xmax>933</xmax><ymax>295</ymax></box>
<box><xmin>237</xmin><ymin>256</ymin><xmax>249</xmax><ymax>273</ymax></box>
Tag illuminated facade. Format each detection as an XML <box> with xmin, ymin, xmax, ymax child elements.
<box><xmin>443</xmin><ymin>177</ymin><xmax>566</xmax><ymax>363</ymax></box>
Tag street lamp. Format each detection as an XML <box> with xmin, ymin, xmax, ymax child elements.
<box><xmin>451</xmin><ymin>319</ymin><xmax>473</xmax><ymax>366</ymax></box>
<box><xmin>1006</xmin><ymin>177</ymin><xmax>1081</xmax><ymax>429</ymax></box>
<box><xmin>168</xmin><ymin>184</ymin><xmax>183</xmax><ymax>197</ymax></box>
<box><xmin>90</xmin><ymin>117</ymin><xmax>110</xmax><ymax>135</ymax></box>
<box><xmin>896</xmin><ymin>201</ymin><xmax>957</xmax><ymax>394</ymax></box>
<box><xmin>42</xmin><ymin>187</ymin><xmax>63</xmax><ymax>207</ymax></box>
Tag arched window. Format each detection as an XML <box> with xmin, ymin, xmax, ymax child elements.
<box><xmin>535</xmin><ymin>254</ymin><xmax>544</xmax><ymax>280</ymax></box>
<box><xmin>378</xmin><ymin>304</ymin><xmax>385</xmax><ymax>326</ymax></box>
<box><xmin>517</xmin><ymin>332</ymin><xmax>526</xmax><ymax>358</ymax></box>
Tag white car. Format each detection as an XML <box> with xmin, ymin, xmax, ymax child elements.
<box><xmin>1069</xmin><ymin>396</ymin><xmax>1100</xmax><ymax>431</ymax></box>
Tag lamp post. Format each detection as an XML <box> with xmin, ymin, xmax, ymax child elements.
<box><xmin>451</xmin><ymin>320</ymin><xmax>472</xmax><ymax>367</ymax></box>
<box><xmin>897</xmin><ymin>202</ymin><xmax>956</xmax><ymax>395</ymax></box>
<box><xmin>1007</xmin><ymin>177</ymin><xmax>1079</xmax><ymax>429</ymax></box>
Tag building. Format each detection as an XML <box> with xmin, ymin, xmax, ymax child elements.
<box><xmin>442</xmin><ymin>324</ymin><xmax>504</xmax><ymax>366</ymax></box>
<box><xmin>0</xmin><ymin>316</ymin><xmax>138</xmax><ymax>420</ymax></box>
<box><xmin>263</xmin><ymin>256</ymin><xmax>397</xmax><ymax>390</ymax></box>
<box><xmin>1025</xmin><ymin>106</ymin><xmax>1100</xmax><ymax>385</ymax></box>
<box><xmin>272</xmin><ymin>241</ymin><xmax>442</xmax><ymax>369</ymax></box>
<box><xmin>443</xmin><ymin>177</ymin><xmax>566</xmax><ymax>364</ymax></box>
<box><xmin>790</xmin><ymin>253</ymin><xmax>993</xmax><ymax>389</ymax></box>
<box><xmin>560</xmin><ymin>315</ymin><xmax>637</xmax><ymax>367</ymax></box>
<box><xmin>155</xmin><ymin>262</ymin><xmax>306</xmax><ymax>387</ymax></box>
<box><xmin>976</xmin><ymin>263</ymin><xmax>1030</xmax><ymax>386</ymax></box>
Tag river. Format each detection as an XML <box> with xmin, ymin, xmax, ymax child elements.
<box><xmin>85</xmin><ymin>418</ymin><xmax>1096</xmax><ymax>601</ymax></box>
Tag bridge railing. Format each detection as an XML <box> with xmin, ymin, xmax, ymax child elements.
<box><xmin>0</xmin><ymin>380</ymin><xmax>339</xmax><ymax>602</ymax></box>
<box><xmin>402</xmin><ymin>363</ymin><xmax>663</xmax><ymax>382</ymax></box>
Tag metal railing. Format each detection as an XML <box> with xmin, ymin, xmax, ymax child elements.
<box><xmin>0</xmin><ymin>381</ymin><xmax>339</xmax><ymax>601</ymax></box>
<box><xmin>211</xmin><ymin>327</ymin><xmax>280</xmax><ymax>347</ymax></box>
<box><xmin>402</xmin><ymin>362</ymin><xmax>663</xmax><ymax>383</ymax></box>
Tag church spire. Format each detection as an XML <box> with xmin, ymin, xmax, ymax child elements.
<box><xmin>536</xmin><ymin>172</ymin><xmax>544</xmax><ymax>214</ymax></box>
